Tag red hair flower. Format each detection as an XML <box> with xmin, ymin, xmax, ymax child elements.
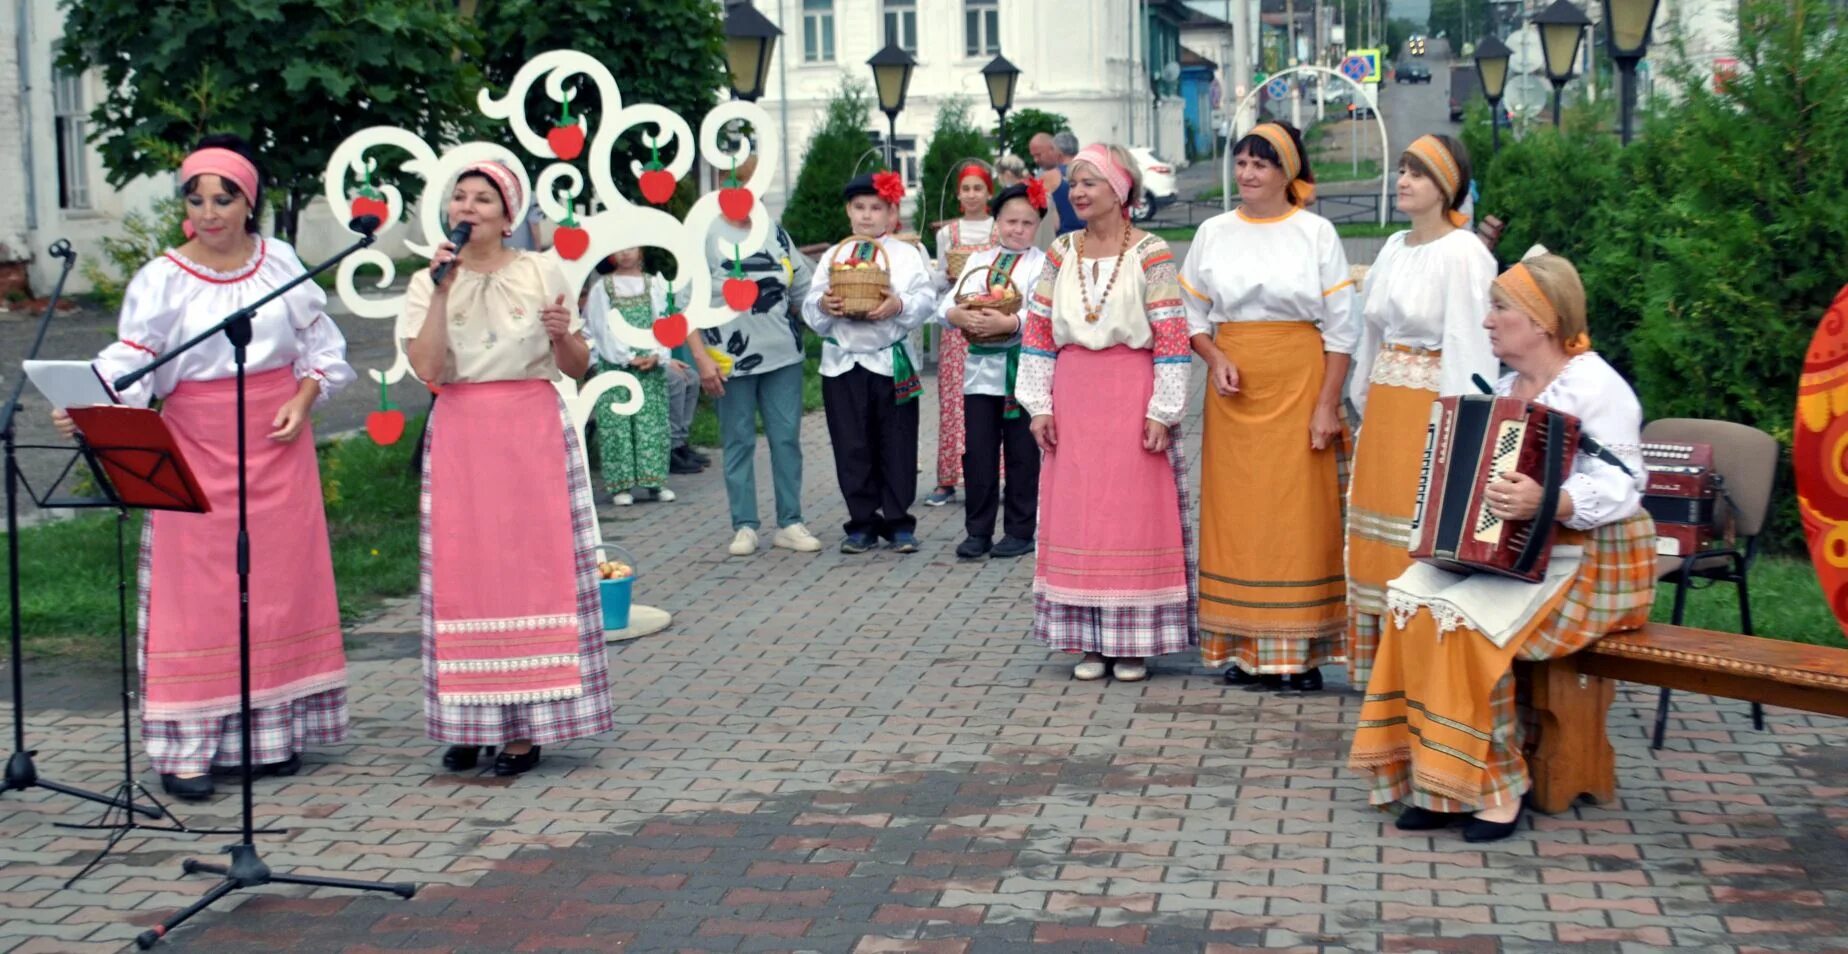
<box><xmin>1024</xmin><ymin>177</ymin><xmax>1049</xmax><ymax>212</ymax></box>
<box><xmin>873</xmin><ymin>170</ymin><xmax>905</xmax><ymax>206</ymax></box>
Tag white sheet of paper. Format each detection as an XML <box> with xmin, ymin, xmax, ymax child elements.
<box><xmin>22</xmin><ymin>360</ymin><xmax>116</xmax><ymax>409</ymax></box>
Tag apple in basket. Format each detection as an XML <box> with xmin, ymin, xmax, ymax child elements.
<box><xmin>598</xmin><ymin>561</ymin><xmax>634</xmax><ymax>581</ymax></box>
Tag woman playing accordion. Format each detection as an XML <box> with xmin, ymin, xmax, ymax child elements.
<box><xmin>1347</xmin><ymin>251</ymin><xmax>1656</xmax><ymax>843</ymax></box>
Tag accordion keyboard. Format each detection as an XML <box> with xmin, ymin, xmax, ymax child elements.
<box><xmin>1473</xmin><ymin>419</ymin><xmax>1528</xmax><ymax>543</ymax></box>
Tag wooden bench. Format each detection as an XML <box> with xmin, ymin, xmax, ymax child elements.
<box><xmin>1526</xmin><ymin>622</ymin><xmax>1848</xmax><ymax>814</ymax></box>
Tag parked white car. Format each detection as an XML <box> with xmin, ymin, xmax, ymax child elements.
<box><xmin>1126</xmin><ymin>147</ymin><xmax>1177</xmax><ymax>222</ymax></box>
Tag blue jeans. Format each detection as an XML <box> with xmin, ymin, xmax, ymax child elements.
<box><xmin>717</xmin><ymin>361</ymin><xmax>805</xmax><ymax>531</ymax></box>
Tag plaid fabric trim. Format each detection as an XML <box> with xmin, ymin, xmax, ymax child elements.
<box><xmin>1033</xmin><ymin>427</ymin><xmax>1197</xmax><ymax>657</ymax></box>
<box><xmin>137</xmin><ymin>519</ymin><xmax>349</xmax><ymax>774</ymax></box>
<box><xmin>1364</xmin><ymin>667</ymin><xmax>1525</xmax><ymax>812</ymax></box>
<box><xmin>1347</xmin><ymin>609</ymin><xmax>1383</xmax><ymax>690</ymax></box>
<box><xmin>1199</xmin><ymin>631</ymin><xmax>1347</xmax><ymax>674</ymax></box>
<box><xmin>422</xmin><ymin>396</ymin><xmax>616</xmax><ymax>746</ymax></box>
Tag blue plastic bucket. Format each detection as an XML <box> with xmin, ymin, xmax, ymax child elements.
<box><xmin>597</xmin><ymin>543</ymin><xmax>638</xmax><ymax>631</ymax></box>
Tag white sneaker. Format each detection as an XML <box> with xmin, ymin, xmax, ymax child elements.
<box><xmin>773</xmin><ymin>523</ymin><xmax>823</xmax><ymax>552</ymax></box>
<box><xmin>728</xmin><ymin>527</ymin><xmax>758</xmax><ymax>556</ymax></box>
<box><xmin>654</xmin><ymin>487</ymin><xmax>677</xmax><ymax>502</ymax></box>
<box><xmin>1073</xmin><ymin>653</ymin><xmax>1107</xmax><ymax>681</ymax></box>
<box><xmin>1113</xmin><ymin>658</ymin><xmax>1148</xmax><ymax>682</ymax></box>
<box><xmin>613</xmin><ymin>491</ymin><xmax>635</xmax><ymax>506</ymax></box>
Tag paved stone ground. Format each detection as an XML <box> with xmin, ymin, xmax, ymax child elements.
<box><xmin>4</xmin><ymin>372</ymin><xmax>1848</xmax><ymax>953</ymax></box>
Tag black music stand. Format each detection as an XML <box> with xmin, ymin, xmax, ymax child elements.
<box><xmin>122</xmin><ymin>218</ymin><xmax>415</xmax><ymax>950</ymax></box>
<box><xmin>47</xmin><ymin>405</ymin><xmax>241</xmax><ymax>886</ymax></box>
<box><xmin>1</xmin><ymin>241</ymin><xmax>160</xmax><ymax>819</ymax></box>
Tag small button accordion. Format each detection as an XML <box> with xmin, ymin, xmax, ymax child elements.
<box><xmin>1408</xmin><ymin>394</ymin><xmax>1582</xmax><ymax>582</ymax></box>
<box><xmin>1642</xmin><ymin>441</ymin><xmax>1722</xmax><ymax>557</ymax></box>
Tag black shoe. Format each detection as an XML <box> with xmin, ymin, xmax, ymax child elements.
<box><xmin>1251</xmin><ymin>674</ymin><xmax>1286</xmax><ymax>691</ymax></box>
<box><xmin>991</xmin><ymin>536</ymin><xmax>1036</xmax><ymax>559</ymax></box>
<box><xmin>160</xmin><ymin>773</ymin><xmax>215</xmax><ymax>802</ymax></box>
<box><xmin>955</xmin><ymin>536</ymin><xmax>992</xmax><ymax>560</ymax></box>
<box><xmin>841</xmin><ymin>533</ymin><xmax>878</xmax><ymax>554</ymax></box>
<box><xmin>1223</xmin><ymin>666</ymin><xmax>1259</xmax><ymax>686</ymax></box>
<box><xmin>442</xmin><ymin>745</ymin><xmax>483</xmax><ymax>771</ymax></box>
<box><xmin>1286</xmin><ymin>668</ymin><xmax>1324</xmax><ymax>692</ymax></box>
<box><xmin>1394</xmin><ymin>805</ymin><xmax>1467</xmax><ymax>831</ymax></box>
<box><xmin>211</xmin><ymin>752</ymin><xmax>302</xmax><ymax>779</ymax></box>
<box><xmin>1463</xmin><ymin>803</ymin><xmax>1526</xmax><ymax>843</ymax></box>
<box><xmin>669</xmin><ymin>449</ymin><xmax>703</xmax><ymax>475</ymax></box>
<box><xmin>493</xmin><ymin>745</ymin><xmax>542</xmax><ymax>777</ymax></box>
<box><xmin>685</xmin><ymin>447</ymin><xmax>711</xmax><ymax>466</ymax></box>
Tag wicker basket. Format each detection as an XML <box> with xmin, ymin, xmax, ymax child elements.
<box><xmin>828</xmin><ymin>235</ymin><xmax>891</xmax><ymax>318</ymax></box>
<box><xmin>952</xmin><ymin>264</ymin><xmax>1024</xmax><ymax>346</ymax></box>
<box><xmin>944</xmin><ymin>249</ymin><xmax>973</xmax><ymax>282</ymax></box>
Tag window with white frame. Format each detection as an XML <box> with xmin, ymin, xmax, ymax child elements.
<box><xmin>883</xmin><ymin>0</ymin><xmax>918</xmax><ymax>54</ymax></box>
<box><xmin>52</xmin><ymin>71</ymin><xmax>91</xmax><ymax>211</ymax></box>
<box><xmin>965</xmin><ymin>0</ymin><xmax>1000</xmax><ymax>57</ymax></box>
<box><xmin>867</xmin><ymin>133</ymin><xmax>921</xmax><ymax>190</ymax></box>
<box><xmin>803</xmin><ymin>0</ymin><xmax>835</xmax><ymax>63</ymax></box>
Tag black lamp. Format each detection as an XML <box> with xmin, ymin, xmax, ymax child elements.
<box><xmin>722</xmin><ymin>1</ymin><xmax>781</xmax><ymax>103</ymax></box>
<box><xmin>1602</xmin><ymin>0</ymin><xmax>1661</xmax><ymax>144</ymax></box>
<box><xmin>1474</xmin><ymin>34</ymin><xmax>1513</xmax><ymax>153</ymax></box>
<box><xmin>982</xmin><ymin>54</ymin><xmax>1021</xmax><ymax>148</ymax></box>
<box><xmin>1533</xmin><ymin>0</ymin><xmax>1591</xmax><ymax>128</ymax></box>
<box><xmin>868</xmin><ymin>42</ymin><xmax>917</xmax><ymax>170</ymax></box>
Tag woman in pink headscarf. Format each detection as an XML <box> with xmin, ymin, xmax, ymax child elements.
<box><xmin>55</xmin><ymin>134</ymin><xmax>354</xmax><ymax>801</ymax></box>
<box><xmin>399</xmin><ymin>160</ymin><xmax>614</xmax><ymax>778</ymax></box>
<box><xmin>1017</xmin><ymin>143</ymin><xmax>1197</xmax><ymax>684</ymax></box>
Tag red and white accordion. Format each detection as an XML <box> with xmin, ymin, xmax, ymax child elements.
<box><xmin>1409</xmin><ymin>394</ymin><xmax>1583</xmax><ymax>582</ymax></box>
<box><xmin>1642</xmin><ymin>441</ymin><xmax>1722</xmax><ymax>557</ymax></box>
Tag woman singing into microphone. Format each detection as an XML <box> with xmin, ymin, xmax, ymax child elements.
<box><xmin>399</xmin><ymin>161</ymin><xmax>614</xmax><ymax>777</ymax></box>
<box><xmin>58</xmin><ymin>134</ymin><xmax>354</xmax><ymax>801</ymax></box>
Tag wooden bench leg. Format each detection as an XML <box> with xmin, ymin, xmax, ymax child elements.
<box><xmin>1526</xmin><ymin>659</ymin><xmax>1617</xmax><ymax>814</ymax></box>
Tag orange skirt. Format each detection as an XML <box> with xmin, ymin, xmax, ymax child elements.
<box><xmin>1198</xmin><ymin>321</ymin><xmax>1348</xmax><ymax>673</ymax></box>
<box><xmin>1345</xmin><ymin>349</ymin><xmax>1441</xmax><ymax>689</ymax></box>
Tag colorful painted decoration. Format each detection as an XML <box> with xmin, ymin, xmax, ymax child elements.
<box><xmin>553</xmin><ymin>189</ymin><xmax>589</xmax><ymax>260</ymax></box>
<box><xmin>367</xmin><ymin>378</ymin><xmax>405</xmax><ymax>446</ymax></box>
<box><xmin>1795</xmin><ymin>283</ymin><xmax>1848</xmax><ymax>639</ymax></box>
<box><xmin>722</xmin><ymin>243</ymin><xmax>758</xmax><ymax>311</ymax></box>
<box><xmin>547</xmin><ymin>87</ymin><xmax>587</xmax><ymax>160</ymax></box>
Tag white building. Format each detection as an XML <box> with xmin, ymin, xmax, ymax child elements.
<box><xmin>2</xmin><ymin>0</ymin><xmax>169</xmax><ymax>297</ymax></box>
<box><xmin>743</xmin><ymin>0</ymin><xmax>1188</xmax><ymax>215</ymax></box>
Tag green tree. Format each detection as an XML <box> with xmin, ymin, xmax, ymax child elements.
<box><xmin>917</xmin><ymin>98</ymin><xmax>995</xmax><ymax>255</ymax></box>
<box><xmin>997</xmin><ymin>107</ymin><xmax>1069</xmax><ymax>167</ymax></box>
<box><xmin>783</xmin><ymin>79</ymin><xmax>879</xmax><ymax>248</ymax></box>
<box><xmin>58</xmin><ymin>0</ymin><xmax>484</xmax><ymax>241</ymax></box>
<box><xmin>1426</xmin><ymin>0</ymin><xmax>1492</xmax><ymax>50</ymax></box>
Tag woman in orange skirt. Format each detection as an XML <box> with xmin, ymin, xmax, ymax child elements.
<box><xmin>1179</xmin><ymin>123</ymin><xmax>1357</xmax><ymax>691</ymax></box>
<box><xmin>1344</xmin><ymin>134</ymin><xmax>1498</xmax><ymax>690</ymax></box>
<box><xmin>1348</xmin><ymin>251</ymin><xmax>1653</xmax><ymax>842</ymax></box>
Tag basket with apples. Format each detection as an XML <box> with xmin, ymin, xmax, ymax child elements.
<box><xmin>828</xmin><ymin>235</ymin><xmax>892</xmax><ymax>319</ymax></box>
<box><xmin>952</xmin><ymin>264</ymin><xmax>1025</xmax><ymax>345</ymax></box>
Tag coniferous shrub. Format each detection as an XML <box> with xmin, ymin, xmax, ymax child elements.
<box><xmin>783</xmin><ymin>79</ymin><xmax>878</xmax><ymax>248</ymax></box>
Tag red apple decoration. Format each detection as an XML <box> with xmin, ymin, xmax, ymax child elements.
<box><xmin>639</xmin><ymin>169</ymin><xmax>676</xmax><ymax>205</ymax></box>
<box><xmin>350</xmin><ymin>194</ymin><xmax>388</xmax><ymax>225</ymax></box>
<box><xmin>653</xmin><ymin>313</ymin><xmax>689</xmax><ymax>348</ymax></box>
<box><xmin>547</xmin><ymin>123</ymin><xmax>585</xmax><ymax>161</ymax></box>
<box><xmin>723</xmin><ymin>277</ymin><xmax>758</xmax><ymax>312</ymax></box>
<box><xmin>718</xmin><ymin>187</ymin><xmax>754</xmax><ymax>221</ymax></box>
<box><xmin>554</xmin><ymin>225</ymin><xmax>589</xmax><ymax>261</ymax></box>
<box><xmin>367</xmin><ymin>379</ymin><xmax>404</xmax><ymax>445</ymax></box>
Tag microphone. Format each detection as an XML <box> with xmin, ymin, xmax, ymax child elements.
<box><xmin>47</xmin><ymin>239</ymin><xmax>75</xmax><ymax>262</ymax></box>
<box><xmin>431</xmin><ymin>221</ymin><xmax>473</xmax><ymax>287</ymax></box>
<box><xmin>347</xmin><ymin>214</ymin><xmax>382</xmax><ymax>236</ymax></box>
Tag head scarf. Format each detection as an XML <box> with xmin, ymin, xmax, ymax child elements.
<box><xmin>458</xmin><ymin>161</ymin><xmax>527</xmax><ymax>236</ymax></box>
<box><xmin>1070</xmin><ymin>144</ymin><xmax>1132</xmax><ymax>218</ymax></box>
<box><xmin>1248</xmin><ymin>124</ymin><xmax>1315</xmax><ymax>205</ymax></box>
<box><xmin>1404</xmin><ymin>135</ymin><xmax>1469</xmax><ymax>228</ymax></box>
<box><xmin>180</xmin><ymin>147</ymin><xmax>260</xmax><ymax>206</ymax></box>
<box><xmin>1495</xmin><ymin>256</ymin><xmax>1590</xmax><ymax>355</ymax></box>
<box><xmin>957</xmin><ymin>162</ymin><xmax>995</xmax><ymax>193</ymax></box>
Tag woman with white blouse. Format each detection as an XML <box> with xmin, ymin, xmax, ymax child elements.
<box><xmin>56</xmin><ymin>135</ymin><xmax>354</xmax><ymax>801</ymax></box>
<box><xmin>1349</xmin><ymin>251</ymin><xmax>1655</xmax><ymax>843</ymax></box>
<box><xmin>400</xmin><ymin>161</ymin><xmax>614</xmax><ymax>778</ymax></box>
<box><xmin>1179</xmin><ymin>122</ymin><xmax>1358</xmax><ymax>692</ymax></box>
<box><xmin>1344</xmin><ymin>134</ymin><xmax>1500</xmax><ymax>690</ymax></box>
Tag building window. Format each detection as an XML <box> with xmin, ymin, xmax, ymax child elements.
<box><xmin>803</xmin><ymin>0</ymin><xmax>835</xmax><ymax>63</ymax></box>
<box><xmin>52</xmin><ymin>71</ymin><xmax>91</xmax><ymax>211</ymax></box>
<box><xmin>965</xmin><ymin>0</ymin><xmax>999</xmax><ymax>57</ymax></box>
<box><xmin>867</xmin><ymin>133</ymin><xmax>921</xmax><ymax>190</ymax></box>
<box><xmin>883</xmin><ymin>0</ymin><xmax>917</xmax><ymax>54</ymax></box>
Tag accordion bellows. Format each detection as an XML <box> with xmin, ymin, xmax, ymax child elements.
<box><xmin>1409</xmin><ymin>394</ymin><xmax>1583</xmax><ymax>582</ymax></box>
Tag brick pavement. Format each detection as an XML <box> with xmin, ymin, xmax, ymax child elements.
<box><xmin>3</xmin><ymin>372</ymin><xmax>1848</xmax><ymax>953</ymax></box>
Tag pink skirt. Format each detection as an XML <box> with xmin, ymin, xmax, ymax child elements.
<box><xmin>142</xmin><ymin>367</ymin><xmax>345</xmax><ymax>721</ymax></box>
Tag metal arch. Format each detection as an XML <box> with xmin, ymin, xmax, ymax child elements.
<box><xmin>1222</xmin><ymin>65</ymin><xmax>1390</xmax><ymax>226</ymax></box>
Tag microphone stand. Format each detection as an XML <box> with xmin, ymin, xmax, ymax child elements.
<box><xmin>124</xmin><ymin>219</ymin><xmax>415</xmax><ymax>950</ymax></box>
<box><xmin>1</xmin><ymin>240</ymin><xmax>159</xmax><ymax>817</ymax></box>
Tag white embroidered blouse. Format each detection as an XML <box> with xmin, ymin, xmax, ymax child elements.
<box><xmin>1349</xmin><ymin>229</ymin><xmax>1499</xmax><ymax>411</ymax></box>
<box><xmin>1497</xmin><ymin>353</ymin><xmax>1647</xmax><ymax>531</ymax></box>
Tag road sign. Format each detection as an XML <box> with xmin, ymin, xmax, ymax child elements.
<box><xmin>1267</xmin><ymin>77</ymin><xmax>1290</xmax><ymax>99</ymax></box>
<box><xmin>1344</xmin><ymin>48</ymin><xmax>1381</xmax><ymax>82</ymax></box>
<box><xmin>1339</xmin><ymin>56</ymin><xmax>1370</xmax><ymax>81</ymax></box>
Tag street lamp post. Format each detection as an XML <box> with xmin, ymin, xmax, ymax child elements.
<box><xmin>1602</xmin><ymin>0</ymin><xmax>1660</xmax><ymax>145</ymax></box>
<box><xmin>982</xmin><ymin>54</ymin><xmax>1021</xmax><ymax>152</ymax></box>
<box><xmin>721</xmin><ymin>1</ymin><xmax>782</xmax><ymax>102</ymax></box>
<box><xmin>867</xmin><ymin>42</ymin><xmax>917</xmax><ymax>171</ymax></box>
<box><xmin>1533</xmin><ymin>0</ymin><xmax>1590</xmax><ymax>129</ymax></box>
<box><xmin>1474</xmin><ymin>34</ymin><xmax>1512</xmax><ymax>154</ymax></box>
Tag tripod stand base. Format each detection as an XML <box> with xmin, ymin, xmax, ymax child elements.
<box><xmin>3</xmin><ymin>749</ymin><xmax>163</xmax><ymax>818</ymax></box>
<box><xmin>137</xmin><ymin>844</ymin><xmax>416</xmax><ymax>948</ymax></box>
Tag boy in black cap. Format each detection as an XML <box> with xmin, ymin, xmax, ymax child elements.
<box><xmin>800</xmin><ymin>171</ymin><xmax>937</xmax><ymax>554</ymax></box>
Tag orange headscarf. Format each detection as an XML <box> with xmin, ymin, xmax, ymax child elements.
<box><xmin>1404</xmin><ymin>135</ymin><xmax>1470</xmax><ymax>228</ymax></box>
<box><xmin>1495</xmin><ymin>262</ymin><xmax>1590</xmax><ymax>355</ymax></box>
<box><xmin>1250</xmin><ymin>124</ymin><xmax>1315</xmax><ymax>205</ymax></box>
